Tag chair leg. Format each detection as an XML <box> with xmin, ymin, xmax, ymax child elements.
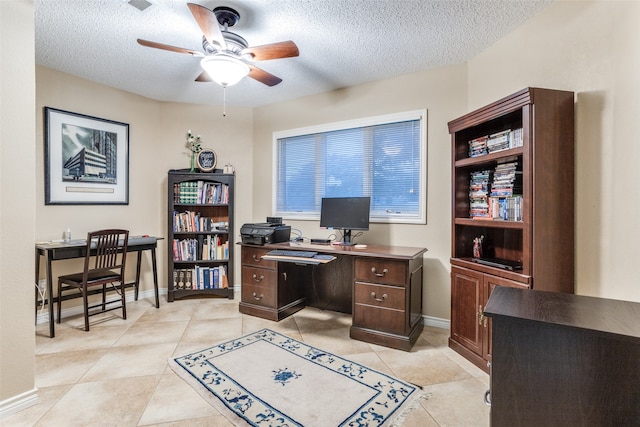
<box><xmin>102</xmin><ymin>284</ymin><xmax>107</xmax><ymax>311</ymax></box>
<box><xmin>56</xmin><ymin>280</ymin><xmax>62</xmax><ymax>324</ymax></box>
<box><xmin>82</xmin><ymin>285</ymin><xmax>90</xmax><ymax>331</ymax></box>
<box><xmin>121</xmin><ymin>281</ymin><xmax>127</xmax><ymax>320</ymax></box>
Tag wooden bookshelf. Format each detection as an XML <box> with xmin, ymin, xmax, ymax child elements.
<box><xmin>448</xmin><ymin>88</ymin><xmax>575</xmax><ymax>372</ymax></box>
<box><xmin>167</xmin><ymin>170</ymin><xmax>234</xmax><ymax>301</ymax></box>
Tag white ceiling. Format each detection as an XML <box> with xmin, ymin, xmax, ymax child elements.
<box><xmin>35</xmin><ymin>0</ymin><xmax>552</xmax><ymax>108</ymax></box>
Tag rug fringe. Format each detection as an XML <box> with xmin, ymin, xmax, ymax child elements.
<box><xmin>387</xmin><ymin>390</ymin><xmax>431</xmax><ymax>427</ymax></box>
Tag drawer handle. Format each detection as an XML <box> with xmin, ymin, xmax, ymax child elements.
<box><xmin>252</xmin><ymin>292</ymin><xmax>263</xmax><ymax>301</ymax></box>
<box><xmin>484</xmin><ymin>390</ymin><xmax>491</xmax><ymax>407</ymax></box>
<box><xmin>371</xmin><ymin>267</ymin><xmax>389</xmax><ymax>277</ymax></box>
<box><xmin>252</xmin><ymin>254</ymin><xmax>261</xmax><ymax>262</ymax></box>
<box><xmin>252</xmin><ymin>274</ymin><xmax>264</xmax><ymax>283</ymax></box>
<box><xmin>371</xmin><ymin>292</ymin><xmax>388</xmax><ymax>302</ymax></box>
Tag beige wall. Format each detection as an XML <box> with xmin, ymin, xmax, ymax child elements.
<box><xmin>34</xmin><ymin>67</ymin><xmax>254</xmax><ymax>297</ymax></box>
<box><xmin>467</xmin><ymin>0</ymin><xmax>640</xmax><ymax>302</ymax></box>
<box><xmin>0</xmin><ymin>0</ymin><xmax>37</xmax><ymax>404</ymax></box>
<box><xmin>253</xmin><ymin>65</ymin><xmax>468</xmax><ymax>322</ymax></box>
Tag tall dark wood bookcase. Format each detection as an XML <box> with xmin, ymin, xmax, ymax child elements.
<box><xmin>447</xmin><ymin>88</ymin><xmax>575</xmax><ymax>372</ymax></box>
<box><xmin>167</xmin><ymin>169</ymin><xmax>234</xmax><ymax>302</ymax></box>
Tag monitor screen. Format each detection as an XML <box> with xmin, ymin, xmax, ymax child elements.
<box><xmin>320</xmin><ymin>196</ymin><xmax>371</xmax><ymax>233</ymax></box>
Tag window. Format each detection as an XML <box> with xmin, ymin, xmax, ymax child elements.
<box><xmin>273</xmin><ymin>110</ymin><xmax>426</xmax><ymax>224</ymax></box>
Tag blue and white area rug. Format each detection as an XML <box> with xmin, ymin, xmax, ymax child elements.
<box><xmin>169</xmin><ymin>328</ymin><xmax>424</xmax><ymax>426</ymax></box>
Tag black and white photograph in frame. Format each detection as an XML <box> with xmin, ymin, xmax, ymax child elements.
<box><xmin>44</xmin><ymin>107</ymin><xmax>129</xmax><ymax>205</ymax></box>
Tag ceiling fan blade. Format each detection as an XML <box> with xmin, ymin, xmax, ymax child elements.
<box><xmin>242</xmin><ymin>40</ymin><xmax>299</xmax><ymax>61</ymax></box>
<box><xmin>187</xmin><ymin>3</ymin><xmax>226</xmax><ymax>50</ymax></box>
<box><xmin>195</xmin><ymin>71</ymin><xmax>212</xmax><ymax>82</ymax></box>
<box><xmin>248</xmin><ymin>64</ymin><xmax>283</xmax><ymax>86</ymax></box>
<box><xmin>137</xmin><ymin>39</ymin><xmax>203</xmax><ymax>57</ymax></box>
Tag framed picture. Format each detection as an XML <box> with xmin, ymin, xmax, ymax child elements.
<box><xmin>196</xmin><ymin>148</ymin><xmax>217</xmax><ymax>172</ymax></box>
<box><xmin>44</xmin><ymin>107</ymin><xmax>129</xmax><ymax>205</ymax></box>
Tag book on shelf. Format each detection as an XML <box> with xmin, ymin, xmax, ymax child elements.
<box><xmin>173</xmin><ymin>266</ymin><xmax>228</xmax><ymax>290</ymax></box>
<box><xmin>173</xmin><ymin>181</ymin><xmax>229</xmax><ymax>205</ymax></box>
<box><xmin>467</xmin><ymin>128</ymin><xmax>524</xmax><ymax>158</ymax></box>
<box><xmin>173</xmin><ymin>237</ymin><xmax>229</xmax><ymax>261</ymax></box>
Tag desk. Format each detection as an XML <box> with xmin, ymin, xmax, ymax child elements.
<box><xmin>239</xmin><ymin>242</ymin><xmax>426</xmax><ymax>351</ymax></box>
<box><xmin>35</xmin><ymin>236</ymin><xmax>161</xmax><ymax>338</ymax></box>
<box><xmin>484</xmin><ymin>286</ymin><xmax>640</xmax><ymax>426</ymax></box>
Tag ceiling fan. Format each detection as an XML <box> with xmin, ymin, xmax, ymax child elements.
<box><xmin>137</xmin><ymin>3</ymin><xmax>299</xmax><ymax>87</ymax></box>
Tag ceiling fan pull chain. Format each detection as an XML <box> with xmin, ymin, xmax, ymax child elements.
<box><xmin>222</xmin><ymin>85</ymin><xmax>227</xmax><ymax>117</ymax></box>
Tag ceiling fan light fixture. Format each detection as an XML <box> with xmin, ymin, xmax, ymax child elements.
<box><xmin>200</xmin><ymin>55</ymin><xmax>249</xmax><ymax>87</ymax></box>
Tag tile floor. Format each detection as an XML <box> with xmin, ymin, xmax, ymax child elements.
<box><xmin>6</xmin><ymin>295</ymin><xmax>490</xmax><ymax>426</ymax></box>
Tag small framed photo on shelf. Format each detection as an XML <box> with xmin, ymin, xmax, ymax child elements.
<box><xmin>196</xmin><ymin>148</ymin><xmax>217</xmax><ymax>172</ymax></box>
<box><xmin>44</xmin><ymin>107</ymin><xmax>129</xmax><ymax>205</ymax></box>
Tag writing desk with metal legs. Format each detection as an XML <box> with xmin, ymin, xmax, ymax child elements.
<box><xmin>35</xmin><ymin>236</ymin><xmax>161</xmax><ymax>338</ymax></box>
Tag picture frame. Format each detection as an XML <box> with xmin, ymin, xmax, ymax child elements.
<box><xmin>196</xmin><ymin>148</ymin><xmax>217</xmax><ymax>172</ymax></box>
<box><xmin>44</xmin><ymin>107</ymin><xmax>129</xmax><ymax>205</ymax></box>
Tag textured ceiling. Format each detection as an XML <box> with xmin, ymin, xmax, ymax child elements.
<box><xmin>35</xmin><ymin>0</ymin><xmax>552</xmax><ymax>107</ymax></box>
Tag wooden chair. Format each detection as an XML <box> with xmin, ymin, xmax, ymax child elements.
<box><xmin>57</xmin><ymin>229</ymin><xmax>129</xmax><ymax>331</ymax></box>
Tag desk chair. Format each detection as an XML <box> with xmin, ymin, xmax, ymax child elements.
<box><xmin>57</xmin><ymin>229</ymin><xmax>129</xmax><ymax>331</ymax></box>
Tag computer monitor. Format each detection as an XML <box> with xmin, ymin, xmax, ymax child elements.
<box><xmin>320</xmin><ymin>196</ymin><xmax>371</xmax><ymax>245</ymax></box>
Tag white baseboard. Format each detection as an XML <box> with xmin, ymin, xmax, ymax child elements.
<box><xmin>0</xmin><ymin>388</ymin><xmax>38</xmax><ymax>420</ymax></box>
<box><xmin>35</xmin><ymin>288</ymin><xmax>166</xmax><ymax>325</ymax></box>
<box><xmin>422</xmin><ymin>315</ymin><xmax>450</xmax><ymax>330</ymax></box>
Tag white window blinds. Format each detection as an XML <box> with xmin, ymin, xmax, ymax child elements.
<box><xmin>273</xmin><ymin>110</ymin><xmax>426</xmax><ymax>224</ymax></box>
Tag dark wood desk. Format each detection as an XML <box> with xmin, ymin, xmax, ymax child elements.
<box><xmin>35</xmin><ymin>236</ymin><xmax>161</xmax><ymax>338</ymax></box>
<box><xmin>484</xmin><ymin>286</ymin><xmax>640</xmax><ymax>426</ymax></box>
<box><xmin>239</xmin><ymin>242</ymin><xmax>427</xmax><ymax>351</ymax></box>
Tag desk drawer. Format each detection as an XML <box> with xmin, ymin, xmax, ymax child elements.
<box><xmin>354</xmin><ymin>282</ymin><xmax>406</xmax><ymax>311</ymax></box>
<box><xmin>354</xmin><ymin>283</ymin><xmax>406</xmax><ymax>334</ymax></box>
<box><xmin>241</xmin><ymin>247</ymin><xmax>277</xmax><ymax>269</ymax></box>
<box><xmin>355</xmin><ymin>258</ymin><xmax>407</xmax><ymax>286</ymax></box>
<box><xmin>242</xmin><ymin>266</ymin><xmax>276</xmax><ymax>287</ymax></box>
<box><xmin>241</xmin><ymin>282</ymin><xmax>276</xmax><ymax>308</ymax></box>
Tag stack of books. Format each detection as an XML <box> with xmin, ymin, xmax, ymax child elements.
<box><xmin>173</xmin><ymin>182</ymin><xmax>229</xmax><ymax>204</ymax></box>
<box><xmin>468</xmin><ymin>136</ymin><xmax>488</xmax><ymax>157</ymax></box>
<box><xmin>469</xmin><ymin>170</ymin><xmax>492</xmax><ymax>219</ymax></box>
<box><xmin>468</xmin><ymin>128</ymin><xmax>524</xmax><ymax>157</ymax></box>
<box><xmin>489</xmin><ymin>161</ymin><xmax>523</xmax><ymax>221</ymax></box>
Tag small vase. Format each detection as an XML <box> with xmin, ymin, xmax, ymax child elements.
<box><xmin>190</xmin><ymin>152</ymin><xmax>196</xmax><ymax>172</ymax></box>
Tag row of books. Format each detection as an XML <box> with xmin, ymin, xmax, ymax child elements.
<box><xmin>173</xmin><ymin>266</ymin><xmax>228</xmax><ymax>290</ymax></box>
<box><xmin>489</xmin><ymin>195</ymin><xmax>523</xmax><ymax>221</ymax></box>
<box><xmin>173</xmin><ymin>210</ymin><xmax>228</xmax><ymax>233</ymax></box>
<box><xmin>468</xmin><ymin>128</ymin><xmax>524</xmax><ymax>158</ymax></box>
<box><xmin>173</xmin><ymin>237</ymin><xmax>229</xmax><ymax>261</ymax></box>
<box><xmin>173</xmin><ymin>181</ymin><xmax>229</xmax><ymax>205</ymax></box>
<box><xmin>469</xmin><ymin>170</ymin><xmax>492</xmax><ymax>218</ymax></box>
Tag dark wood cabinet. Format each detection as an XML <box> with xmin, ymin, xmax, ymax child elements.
<box><xmin>239</xmin><ymin>245</ymin><xmax>306</xmax><ymax>321</ymax></box>
<box><xmin>485</xmin><ymin>286</ymin><xmax>640</xmax><ymax>427</ymax></box>
<box><xmin>448</xmin><ymin>88</ymin><xmax>575</xmax><ymax>372</ymax></box>
<box><xmin>167</xmin><ymin>170</ymin><xmax>234</xmax><ymax>301</ymax></box>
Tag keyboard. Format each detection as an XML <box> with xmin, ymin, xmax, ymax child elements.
<box><xmin>266</xmin><ymin>250</ymin><xmax>318</xmax><ymax>258</ymax></box>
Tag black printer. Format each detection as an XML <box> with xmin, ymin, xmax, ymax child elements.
<box><xmin>240</xmin><ymin>222</ymin><xmax>291</xmax><ymax>245</ymax></box>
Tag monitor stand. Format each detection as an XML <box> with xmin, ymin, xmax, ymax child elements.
<box><xmin>335</xmin><ymin>229</ymin><xmax>356</xmax><ymax>246</ymax></box>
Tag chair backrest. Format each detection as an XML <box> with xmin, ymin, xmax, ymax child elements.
<box><xmin>83</xmin><ymin>229</ymin><xmax>129</xmax><ymax>276</ymax></box>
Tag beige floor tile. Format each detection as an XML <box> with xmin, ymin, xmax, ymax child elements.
<box><xmin>292</xmin><ymin>307</ymin><xmax>353</xmax><ymax>333</ymax></box>
<box><xmin>422</xmin><ymin>377</ymin><xmax>491</xmax><ymax>427</ymax></box>
<box><xmin>35</xmin><ymin>325</ymin><xmax>127</xmax><ymax>354</ymax></box>
<box><xmin>142</xmin><ymin>416</ymin><xmax>233</xmax><ymax>426</ymax></box>
<box><xmin>179</xmin><ymin>317</ymin><xmax>243</xmax><ymax>344</ymax></box>
<box><xmin>191</xmin><ymin>299</ymin><xmax>241</xmax><ymax>320</ymax></box>
<box><xmin>136</xmin><ymin>299</ymin><xmax>199</xmax><ymax>323</ymax></box>
<box><xmin>80</xmin><ymin>342</ymin><xmax>177</xmax><ymax>382</ymax></box>
<box><xmin>401</xmin><ymin>403</ymin><xmax>441</xmax><ymax>427</ymax></box>
<box><xmin>33</xmin><ymin>376</ymin><xmax>160</xmax><ymax>427</ymax></box>
<box><xmin>35</xmin><ymin>348</ymin><xmax>108</xmax><ymax>388</ymax></box>
<box><xmin>299</xmin><ymin>325</ymin><xmax>375</xmax><ymax>356</ymax></box>
<box><xmin>376</xmin><ymin>346</ymin><xmax>474</xmax><ymax>386</ymax></box>
<box><xmin>137</xmin><ymin>373</ymin><xmax>221</xmax><ymax>425</ymax></box>
<box><xmin>114</xmin><ymin>320</ymin><xmax>189</xmax><ymax>347</ymax></box>
<box><xmin>240</xmin><ymin>312</ymin><xmax>300</xmax><ymax>335</ymax></box>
